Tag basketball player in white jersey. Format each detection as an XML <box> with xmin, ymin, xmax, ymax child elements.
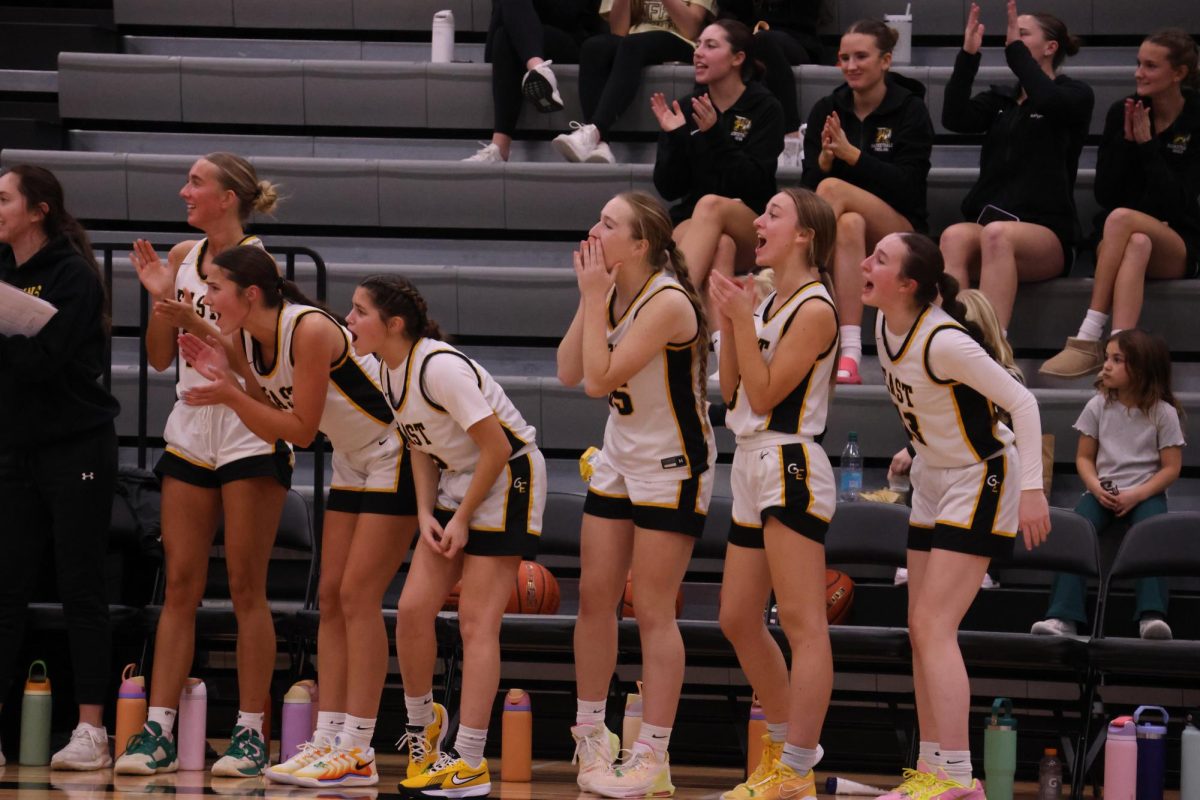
<box><xmin>345</xmin><ymin>274</ymin><xmax>546</xmax><ymax>799</ymax></box>
<box><xmin>117</xmin><ymin>154</ymin><xmax>289</xmax><ymax>778</ymax></box>
<box><xmin>557</xmin><ymin>192</ymin><xmax>716</xmax><ymax>798</ymax></box>
<box><xmin>708</xmin><ymin>188</ymin><xmax>839</xmax><ymax>800</ymax></box>
<box><xmin>177</xmin><ymin>246</ymin><xmax>417</xmax><ymax>788</ymax></box>
<box><xmin>862</xmin><ymin>233</ymin><xmax>1050</xmax><ymax>800</ymax></box>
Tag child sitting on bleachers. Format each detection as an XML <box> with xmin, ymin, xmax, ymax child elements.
<box><xmin>1032</xmin><ymin>329</ymin><xmax>1186</xmax><ymax>639</ymax></box>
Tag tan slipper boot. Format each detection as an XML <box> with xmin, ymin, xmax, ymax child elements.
<box><xmin>1039</xmin><ymin>337</ymin><xmax>1104</xmax><ymax>378</ymax></box>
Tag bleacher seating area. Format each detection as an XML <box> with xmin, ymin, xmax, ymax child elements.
<box><xmin>2</xmin><ymin>0</ymin><xmax>1199</xmax><ymax>787</ymax></box>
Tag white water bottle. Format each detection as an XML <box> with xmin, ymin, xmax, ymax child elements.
<box><xmin>431</xmin><ymin>11</ymin><xmax>455</xmax><ymax>63</ymax></box>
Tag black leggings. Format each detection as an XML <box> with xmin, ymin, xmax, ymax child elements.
<box><xmin>580</xmin><ymin>31</ymin><xmax>696</xmax><ymax>139</ymax></box>
<box><xmin>753</xmin><ymin>28</ymin><xmax>822</xmax><ymax>132</ymax></box>
<box><xmin>0</xmin><ymin>423</ymin><xmax>117</xmax><ymax>705</ymax></box>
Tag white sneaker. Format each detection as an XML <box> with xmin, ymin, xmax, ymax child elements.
<box><xmin>553</xmin><ymin>122</ymin><xmax>601</xmax><ymax>162</ymax></box>
<box><xmin>980</xmin><ymin>573</ymin><xmax>1000</xmax><ymax>590</ymax></box>
<box><xmin>778</xmin><ymin>136</ymin><xmax>801</xmax><ymax>170</ymax></box>
<box><xmin>589</xmin><ymin>748</ymin><xmax>674</xmax><ymax>799</ymax></box>
<box><xmin>586</xmin><ymin>141</ymin><xmax>616</xmax><ymax>164</ymax></box>
<box><xmin>522</xmin><ymin>61</ymin><xmax>563</xmax><ymax>113</ymax></box>
<box><xmin>571</xmin><ymin>723</ymin><xmax>620</xmax><ymax>792</ymax></box>
<box><xmin>1030</xmin><ymin>618</ymin><xmax>1078</xmax><ymax>636</ymax></box>
<box><xmin>463</xmin><ymin>142</ymin><xmax>505</xmax><ymax>163</ymax></box>
<box><xmin>1139</xmin><ymin>617</ymin><xmax>1173</xmax><ymax>640</ymax></box>
<box><xmin>894</xmin><ymin>567</ymin><xmax>908</xmax><ymax>586</ymax></box>
<box><xmin>266</xmin><ymin>740</ymin><xmax>332</xmax><ymax>785</ymax></box>
<box><xmin>51</xmin><ymin>724</ymin><xmax>112</xmax><ymax>771</ymax></box>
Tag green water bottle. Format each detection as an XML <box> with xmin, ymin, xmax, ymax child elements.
<box><xmin>983</xmin><ymin>697</ymin><xmax>1017</xmax><ymax>800</ymax></box>
<box><xmin>19</xmin><ymin>660</ymin><xmax>52</xmax><ymax>765</ymax></box>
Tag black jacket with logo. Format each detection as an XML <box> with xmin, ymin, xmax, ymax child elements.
<box><xmin>801</xmin><ymin>71</ymin><xmax>934</xmax><ymax>231</ymax></box>
<box><xmin>0</xmin><ymin>237</ymin><xmax>120</xmax><ymax>448</ymax></box>
<box><xmin>943</xmin><ymin>43</ymin><xmax>1094</xmax><ymax>247</ymax></box>
<box><xmin>1094</xmin><ymin>90</ymin><xmax>1200</xmax><ymax>261</ymax></box>
<box><xmin>654</xmin><ymin>80</ymin><xmax>785</xmax><ymax>225</ymax></box>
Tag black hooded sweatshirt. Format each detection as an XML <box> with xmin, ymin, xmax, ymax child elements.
<box><xmin>654</xmin><ymin>80</ymin><xmax>785</xmax><ymax>225</ymax></box>
<box><xmin>1094</xmin><ymin>90</ymin><xmax>1200</xmax><ymax>262</ymax></box>
<box><xmin>943</xmin><ymin>43</ymin><xmax>1094</xmax><ymax>248</ymax></box>
<box><xmin>0</xmin><ymin>236</ymin><xmax>120</xmax><ymax>449</ymax></box>
<box><xmin>801</xmin><ymin>71</ymin><xmax>934</xmax><ymax>232</ymax></box>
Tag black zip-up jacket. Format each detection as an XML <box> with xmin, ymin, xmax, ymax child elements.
<box><xmin>801</xmin><ymin>72</ymin><xmax>934</xmax><ymax>231</ymax></box>
<box><xmin>654</xmin><ymin>81</ymin><xmax>784</xmax><ymax>225</ymax></box>
<box><xmin>943</xmin><ymin>43</ymin><xmax>1094</xmax><ymax>247</ymax></box>
<box><xmin>0</xmin><ymin>236</ymin><xmax>120</xmax><ymax>449</ymax></box>
<box><xmin>1094</xmin><ymin>90</ymin><xmax>1200</xmax><ymax>261</ymax></box>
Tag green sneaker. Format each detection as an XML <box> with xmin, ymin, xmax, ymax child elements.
<box><xmin>213</xmin><ymin>725</ymin><xmax>270</xmax><ymax>777</ymax></box>
<box><xmin>114</xmin><ymin>722</ymin><xmax>179</xmax><ymax>775</ymax></box>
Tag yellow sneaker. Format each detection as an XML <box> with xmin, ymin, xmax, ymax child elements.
<box><xmin>722</xmin><ymin>736</ymin><xmax>786</xmax><ymax>800</ymax></box>
<box><xmin>396</xmin><ymin>703</ymin><xmax>448</xmax><ymax>779</ymax></box>
<box><xmin>266</xmin><ymin>740</ymin><xmax>333</xmax><ymax>785</ymax></box>
<box><xmin>589</xmin><ymin>749</ymin><xmax>675</xmax><ymax>798</ymax></box>
<box><xmin>752</xmin><ymin>760</ymin><xmax>816</xmax><ymax>800</ymax></box>
<box><xmin>398</xmin><ymin>750</ymin><xmax>491</xmax><ymax>798</ymax></box>
<box><xmin>878</xmin><ymin>762</ymin><xmax>938</xmax><ymax>800</ymax></box>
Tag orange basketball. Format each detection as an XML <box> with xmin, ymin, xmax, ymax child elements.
<box><xmin>621</xmin><ymin>573</ymin><xmax>684</xmax><ymax>620</ymax></box>
<box><xmin>444</xmin><ymin>580</ymin><xmax>463</xmax><ymax>611</ymax></box>
<box><xmin>825</xmin><ymin>569</ymin><xmax>854</xmax><ymax>624</ymax></box>
<box><xmin>506</xmin><ymin>560</ymin><xmax>561</xmax><ymax>614</ymax></box>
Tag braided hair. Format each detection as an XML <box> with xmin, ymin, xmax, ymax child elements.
<box><xmin>358</xmin><ymin>274</ymin><xmax>445</xmax><ymax>342</ymax></box>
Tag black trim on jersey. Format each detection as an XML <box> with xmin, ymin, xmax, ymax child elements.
<box><xmin>636</xmin><ymin>285</ymin><xmax>700</xmax><ymax>348</ymax></box>
<box><xmin>950</xmin><ymin>383</ymin><xmax>1003</xmax><ymax>462</ymax></box>
<box><xmin>384</xmin><ymin>338</ymin><xmax>422</xmax><ymax>413</ymax></box>
<box><xmin>922</xmin><ymin>324</ymin><xmax>969</xmax><ymax>386</ymax></box>
<box><xmin>247</xmin><ymin>304</ymin><xmax>286</xmax><ymax>377</ymax></box>
<box><xmin>763</xmin><ymin>281</ymin><xmax>815</xmax><ymax>324</ymax></box>
<box><xmin>330</xmin><ymin>356</ymin><xmax>395</xmax><ymax>427</ymax></box>
<box><xmin>881</xmin><ymin>305</ymin><xmax>932</xmax><ymax>363</ymax></box>
<box><xmin>191</xmin><ymin>234</ymin><xmax>260</xmax><ymax>282</ymax></box>
<box><xmin>607</xmin><ymin>273</ymin><xmax>657</xmax><ymax>330</ymax></box>
<box><xmin>419</xmin><ymin>350</ymin><xmax>483</xmax><ymax>414</ymax></box>
<box><xmin>664</xmin><ymin>344</ymin><xmax>710</xmax><ymax>475</ymax></box>
<box><xmin>766</xmin><ymin>297</ymin><xmax>837</xmax><ymax>435</ymax></box>
<box><xmin>501</xmin><ymin>423</ymin><xmax>529</xmax><ymax>454</ymax></box>
<box><xmin>288</xmin><ymin>308</ymin><xmax>347</xmax><ymax>369</ymax></box>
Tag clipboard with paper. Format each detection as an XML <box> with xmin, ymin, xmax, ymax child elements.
<box><xmin>0</xmin><ymin>279</ymin><xmax>57</xmax><ymax>336</ymax></box>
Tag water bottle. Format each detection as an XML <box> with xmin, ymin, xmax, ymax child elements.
<box><xmin>622</xmin><ymin>682</ymin><xmax>643</xmax><ymax>752</ymax></box>
<box><xmin>19</xmin><ymin>660</ymin><xmax>51</xmax><ymax>765</ymax></box>
<box><xmin>1182</xmin><ymin>710</ymin><xmax>1200</xmax><ymax>800</ymax></box>
<box><xmin>1135</xmin><ymin>705</ymin><xmax>1169</xmax><ymax>800</ymax></box>
<box><xmin>431</xmin><ymin>11</ymin><xmax>455</xmax><ymax>63</ymax></box>
<box><xmin>1105</xmin><ymin>716</ymin><xmax>1138</xmax><ymax>800</ymax></box>
<box><xmin>840</xmin><ymin>432</ymin><xmax>863</xmax><ymax>502</ymax></box>
<box><xmin>177</xmin><ymin>678</ymin><xmax>207</xmax><ymax>770</ymax></box>
<box><xmin>115</xmin><ymin>663</ymin><xmax>147</xmax><ymax>758</ymax></box>
<box><xmin>1038</xmin><ymin>748</ymin><xmax>1063</xmax><ymax>800</ymax></box>
<box><xmin>282</xmin><ymin>680</ymin><xmax>317</xmax><ymax>762</ymax></box>
<box><xmin>746</xmin><ymin>695</ymin><xmax>767</xmax><ymax>777</ymax></box>
<box><xmin>983</xmin><ymin>697</ymin><xmax>1017</xmax><ymax>800</ymax></box>
<box><xmin>501</xmin><ymin>689</ymin><xmax>532</xmax><ymax>782</ymax></box>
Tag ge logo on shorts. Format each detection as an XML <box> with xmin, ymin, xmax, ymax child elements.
<box><xmin>786</xmin><ymin>462</ymin><xmax>806</xmax><ymax>480</ymax></box>
<box><xmin>986</xmin><ymin>474</ymin><xmax>1000</xmax><ymax>492</ymax></box>
<box><xmin>512</xmin><ymin>477</ymin><xmax>527</xmax><ymax>494</ymax></box>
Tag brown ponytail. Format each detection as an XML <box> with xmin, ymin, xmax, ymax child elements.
<box><xmin>898</xmin><ymin>233</ymin><xmax>992</xmax><ymax>355</ymax></box>
<box><xmin>212</xmin><ymin>245</ymin><xmax>336</xmax><ymax>319</ymax></box>
<box><xmin>358</xmin><ymin>274</ymin><xmax>446</xmax><ymax>342</ymax></box>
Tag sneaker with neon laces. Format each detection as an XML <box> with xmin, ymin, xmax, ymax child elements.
<box><xmin>589</xmin><ymin>749</ymin><xmax>675</xmax><ymax>799</ymax></box>
<box><xmin>212</xmin><ymin>725</ymin><xmax>270</xmax><ymax>777</ymax></box>
<box><xmin>51</xmin><ymin>723</ymin><xmax>112</xmax><ymax>771</ymax></box>
<box><xmin>571</xmin><ymin>722</ymin><xmax>620</xmax><ymax>792</ymax></box>
<box><xmin>396</xmin><ymin>702</ymin><xmax>448</xmax><ymax>779</ymax></box>
<box><xmin>522</xmin><ymin>61</ymin><xmax>563</xmax><ymax>113</ymax></box>
<box><xmin>745</xmin><ymin>759</ymin><xmax>816</xmax><ymax>800</ymax></box>
<box><xmin>291</xmin><ymin>737</ymin><xmax>378</xmax><ymax>788</ymax></box>
<box><xmin>721</xmin><ymin>737</ymin><xmax>787</xmax><ymax>800</ymax></box>
<box><xmin>553</xmin><ymin>122</ymin><xmax>601</xmax><ymax>163</ymax></box>
<box><xmin>877</xmin><ymin>761</ymin><xmax>936</xmax><ymax>800</ymax></box>
<box><xmin>115</xmin><ymin>722</ymin><xmax>179</xmax><ymax>775</ymax></box>
<box><xmin>836</xmin><ymin>356</ymin><xmax>862</xmax><ymax>385</ymax></box>
<box><xmin>398</xmin><ymin>749</ymin><xmax>491</xmax><ymax>798</ymax></box>
<box><xmin>917</xmin><ymin>770</ymin><xmax>984</xmax><ymax>800</ymax></box>
<box><xmin>267</xmin><ymin>740</ymin><xmax>333</xmax><ymax>785</ymax></box>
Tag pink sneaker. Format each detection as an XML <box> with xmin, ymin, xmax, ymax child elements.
<box><xmin>878</xmin><ymin>761</ymin><xmax>935</xmax><ymax>800</ymax></box>
<box><xmin>836</xmin><ymin>356</ymin><xmax>862</xmax><ymax>385</ymax></box>
<box><xmin>920</xmin><ymin>770</ymin><xmax>984</xmax><ymax>800</ymax></box>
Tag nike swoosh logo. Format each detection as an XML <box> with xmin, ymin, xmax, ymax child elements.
<box><xmin>355</xmin><ymin>725</ymin><xmax>372</xmax><ymax>731</ymax></box>
<box><xmin>450</xmin><ymin>774</ymin><xmax>479</xmax><ymax>785</ymax></box>
<box><xmin>378</xmin><ymin>439</ymin><xmax>389</xmax><ymax>446</ymax></box>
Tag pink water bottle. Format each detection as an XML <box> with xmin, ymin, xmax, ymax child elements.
<box><xmin>177</xmin><ymin>678</ymin><xmax>207</xmax><ymax>770</ymax></box>
<box><xmin>1105</xmin><ymin>716</ymin><xmax>1138</xmax><ymax>800</ymax></box>
<box><xmin>281</xmin><ymin>680</ymin><xmax>318</xmax><ymax>761</ymax></box>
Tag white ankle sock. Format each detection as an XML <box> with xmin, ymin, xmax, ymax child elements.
<box><xmin>341</xmin><ymin>715</ymin><xmax>375</xmax><ymax>751</ymax></box>
<box><xmin>766</xmin><ymin>721</ymin><xmax>788</xmax><ymax>743</ymax></box>
<box><xmin>840</xmin><ymin>325</ymin><xmax>863</xmax><ymax>365</ymax></box>
<box><xmin>454</xmin><ymin>724</ymin><xmax>487</xmax><ymax>768</ymax></box>
<box><xmin>147</xmin><ymin>706</ymin><xmax>177</xmax><ymax>739</ymax></box>
<box><xmin>315</xmin><ymin>711</ymin><xmax>345</xmax><ymax>746</ymax></box>
<box><xmin>405</xmin><ymin>692</ymin><xmax>435</xmax><ymax>728</ymax></box>
<box><xmin>634</xmin><ymin>723</ymin><xmax>671</xmax><ymax>760</ymax></box>
<box><xmin>1077</xmin><ymin>309</ymin><xmax>1109</xmax><ymax>341</ymax></box>
<box><xmin>780</xmin><ymin>743</ymin><xmax>823</xmax><ymax>774</ymax></box>
<box><xmin>1110</xmin><ymin>327</ymin><xmax>1123</xmax><ymax>337</ymax></box>
<box><xmin>940</xmin><ymin>749</ymin><xmax>973</xmax><ymax>784</ymax></box>
<box><xmin>919</xmin><ymin>740</ymin><xmax>940</xmax><ymax>768</ymax></box>
<box><xmin>235</xmin><ymin>710</ymin><xmax>264</xmax><ymax>736</ymax></box>
<box><xmin>576</xmin><ymin>697</ymin><xmax>606</xmax><ymax>726</ymax></box>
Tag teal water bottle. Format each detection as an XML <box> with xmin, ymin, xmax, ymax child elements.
<box><xmin>983</xmin><ymin>697</ymin><xmax>1017</xmax><ymax>800</ymax></box>
<box><xmin>19</xmin><ymin>660</ymin><xmax>52</xmax><ymax>765</ymax></box>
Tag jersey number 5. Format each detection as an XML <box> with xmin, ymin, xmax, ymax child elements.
<box><xmin>608</xmin><ymin>387</ymin><xmax>634</xmax><ymax>416</ymax></box>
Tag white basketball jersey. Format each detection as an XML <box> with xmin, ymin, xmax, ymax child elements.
<box><xmin>242</xmin><ymin>302</ymin><xmax>394</xmax><ymax>453</ymax></box>
<box><xmin>174</xmin><ymin>235</ymin><xmax>264</xmax><ymax>396</ymax></box>
<box><xmin>601</xmin><ymin>272</ymin><xmax>713</xmax><ymax>480</ymax></box>
<box><xmin>875</xmin><ymin>304</ymin><xmax>1015</xmax><ymax>468</ymax></box>
<box><xmin>726</xmin><ymin>281</ymin><xmax>838</xmax><ymax>444</ymax></box>
<box><xmin>383</xmin><ymin>337</ymin><xmax>536</xmax><ymax>474</ymax></box>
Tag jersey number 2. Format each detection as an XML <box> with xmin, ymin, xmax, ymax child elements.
<box><xmin>901</xmin><ymin>411</ymin><xmax>927</xmax><ymax>446</ymax></box>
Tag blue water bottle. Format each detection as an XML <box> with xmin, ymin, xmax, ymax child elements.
<box><xmin>1134</xmin><ymin>705</ymin><xmax>1169</xmax><ymax>800</ymax></box>
<box><xmin>839</xmin><ymin>432</ymin><xmax>862</xmax><ymax>502</ymax></box>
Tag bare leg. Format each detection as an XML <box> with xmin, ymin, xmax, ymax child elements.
<box><xmin>938</xmin><ymin>224</ymin><xmax>983</xmax><ymax>291</ymax></box>
<box><xmin>456</xmin><ymin>554</ymin><xmax>522</xmax><ymax>729</ymax></box>
<box><xmin>574</xmin><ymin>514</ymin><xmax>634</xmax><ymax>703</ymax></box>
<box><xmin>719</xmin><ymin>544</ymin><xmax>789</xmax><ymax>723</ymax></box>
<box><xmin>315</xmin><ymin>510</ymin><xmax>358</xmax><ymax>712</ymax></box>
<box><xmin>674</xmin><ymin>195</ymin><xmax>759</xmax><ymax>288</ymax></box>
<box><xmin>978</xmin><ymin>221</ymin><xmax>1063</xmax><ymax>330</ymax></box>
<box><xmin>630</xmin><ymin>528</ymin><xmax>695</xmax><ymax>728</ymax></box>
<box><xmin>395</xmin><ymin>540</ymin><xmax>461</xmax><ymax>697</ymax></box>
<box><xmin>905</xmin><ymin>548</ymin><xmax>936</xmax><ymax>747</ymax></box>
<box><xmin>1103</xmin><ymin>209</ymin><xmax>1188</xmax><ymax>330</ymax></box>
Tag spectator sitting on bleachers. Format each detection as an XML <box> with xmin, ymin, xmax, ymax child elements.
<box><xmin>1040</xmin><ymin>29</ymin><xmax>1200</xmax><ymax>378</ymax></box>
<box><xmin>719</xmin><ymin>0</ymin><xmax>824</xmax><ymax>167</ymax></box>
<box><xmin>653</xmin><ymin>20</ymin><xmax>784</xmax><ymax>294</ymax></box>
<box><xmin>553</xmin><ymin>0</ymin><xmax>715</xmax><ymax>164</ymax></box>
<box><xmin>939</xmin><ymin>1</ymin><xmax>1093</xmax><ymax>332</ymax></box>
<box><xmin>800</xmin><ymin>17</ymin><xmax>933</xmax><ymax>386</ymax></box>
<box><xmin>464</xmin><ymin>0</ymin><xmax>604</xmax><ymax>163</ymax></box>
<box><xmin>1032</xmin><ymin>329</ymin><xmax>1185</xmax><ymax>640</ymax></box>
